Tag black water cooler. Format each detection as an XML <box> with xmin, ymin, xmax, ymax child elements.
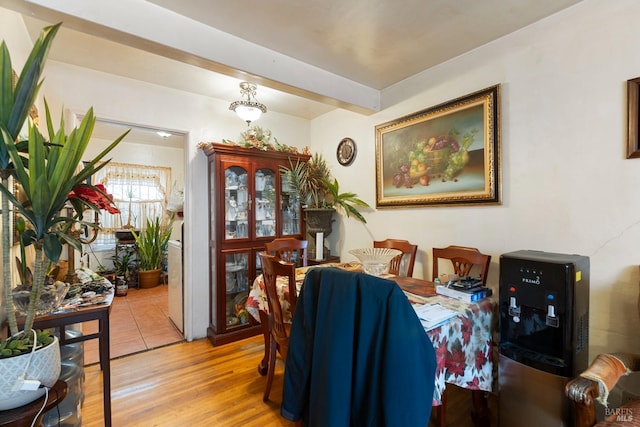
<box><xmin>499</xmin><ymin>250</ymin><xmax>589</xmax><ymax>427</ymax></box>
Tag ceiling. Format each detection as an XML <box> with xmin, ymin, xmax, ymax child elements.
<box><xmin>145</xmin><ymin>0</ymin><xmax>582</xmax><ymax>90</ymax></box>
<box><xmin>5</xmin><ymin>0</ymin><xmax>583</xmax><ymax>145</ymax></box>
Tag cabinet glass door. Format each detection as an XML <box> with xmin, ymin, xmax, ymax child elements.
<box><xmin>254</xmin><ymin>167</ymin><xmax>276</xmax><ymax>238</ymax></box>
<box><xmin>224</xmin><ymin>165</ymin><xmax>249</xmax><ymax>240</ymax></box>
<box><xmin>281</xmin><ymin>172</ymin><xmax>301</xmax><ymax>236</ymax></box>
<box><xmin>255</xmin><ymin>250</ymin><xmax>264</xmax><ymax>279</ymax></box>
<box><xmin>223</xmin><ymin>251</ymin><xmax>249</xmax><ymax>328</ymax></box>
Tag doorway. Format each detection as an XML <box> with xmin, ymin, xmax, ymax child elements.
<box><xmin>81</xmin><ymin>118</ymin><xmax>187</xmax><ymax>359</ymax></box>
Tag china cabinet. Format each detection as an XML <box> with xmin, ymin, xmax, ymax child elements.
<box><xmin>201</xmin><ymin>143</ymin><xmax>309</xmax><ymax>345</ymax></box>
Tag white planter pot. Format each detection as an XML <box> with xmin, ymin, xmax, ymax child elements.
<box><xmin>0</xmin><ymin>335</ymin><xmax>61</xmax><ymax>410</ymax></box>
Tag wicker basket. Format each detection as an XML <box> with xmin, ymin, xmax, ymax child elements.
<box><xmin>424</xmin><ymin>147</ymin><xmax>451</xmax><ymax>174</ymax></box>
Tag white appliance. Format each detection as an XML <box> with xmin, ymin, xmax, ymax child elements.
<box><xmin>168</xmin><ymin>239</ymin><xmax>184</xmax><ymax>334</ymax></box>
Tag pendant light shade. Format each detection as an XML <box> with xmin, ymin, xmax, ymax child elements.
<box><xmin>229</xmin><ymin>82</ymin><xmax>267</xmax><ymax>125</ymax></box>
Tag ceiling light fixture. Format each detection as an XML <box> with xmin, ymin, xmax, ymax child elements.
<box><xmin>156</xmin><ymin>131</ymin><xmax>171</xmax><ymax>138</ymax></box>
<box><xmin>229</xmin><ymin>82</ymin><xmax>267</xmax><ymax>125</ymax></box>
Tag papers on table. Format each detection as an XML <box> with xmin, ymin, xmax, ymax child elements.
<box><xmin>403</xmin><ymin>291</ymin><xmax>431</xmax><ymax>305</ymax></box>
<box><xmin>413</xmin><ymin>303</ymin><xmax>459</xmax><ymax>331</ymax></box>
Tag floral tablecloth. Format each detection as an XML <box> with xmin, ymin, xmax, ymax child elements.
<box><xmin>407</xmin><ymin>293</ymin><xmax>494</xmax><ymax>405</ymax></box>
<box><xmin>246</xmin><ymin>264</ymin><xmax>349</xmax><ymax>324</ymax></box>
<box><xmin>245</xmin><ymin>267</ymin><xmax>494</xmax><ymax>406</ymax></box>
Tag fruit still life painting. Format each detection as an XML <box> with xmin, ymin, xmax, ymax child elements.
<box><xmin>375</xmin><ymin>85</ymin><xmax>500</xmax><ymax>208</ymax></box>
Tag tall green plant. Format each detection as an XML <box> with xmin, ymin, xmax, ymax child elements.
<box><xmin>0</xmin><ymin>23</ymin><xmax>60</xmax><ymax>337</ymax></box>
<box><xmin>131</xmin><ymin>217</ymin><xmax>173</xmax><ymax>270</ymax></box>
<box><xmin>0</xmin><ymin>103</ymin><xmax>128</xmax><ymax>335</ymax></box>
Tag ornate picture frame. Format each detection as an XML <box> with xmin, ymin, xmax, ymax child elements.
<box><xmin>627</xmin><ymin>77</ymin><xmax>640</xmax><ymax>159</ymax></box>
<box><xmin>375</xmin><ymin>85</ymin><xmax>501</xmax><ymax>208</ymax></box>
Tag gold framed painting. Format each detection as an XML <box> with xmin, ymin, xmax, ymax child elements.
<box><xmin>375</xmin><ymin>85</ymin><xmax>501</xmax><ymax>208</ymax></box>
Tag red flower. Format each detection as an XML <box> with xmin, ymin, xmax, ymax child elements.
<box><xmin>445</xmin><ymin>347</ymin><xmax>467</xmax><ymax>377</ymax></box>
<box><xmin>435</xmin><ymin>347</ymin><xmax>449</xmax><ymax>376</ymax></box>
<box><xmin>245</xmin><ymin>296</ymin><xmax>258</xmax><ymax>310</ymax></box>
<box><xmin>466</xmin><ymin>377</ymin><xmax>481</xmax><ymax>389</ymax></box>
<box><xmin>68</xmin><ymin>184</ymin><xmax>120</xmax><ymax>214</ymax></box>
<box><xmin>474</xmin><ymin>349</ymin><xmax>487</xmax><ymax>370</ymax></box>
<box><xmin>428</xmin><ymin>327</ymin><xmax>442</xmax><ymax>342</ymax></box>
<box><xmin>460</xmin><ymin>316</ymin><xmax>473</xmax><ymax>345</ymax></box>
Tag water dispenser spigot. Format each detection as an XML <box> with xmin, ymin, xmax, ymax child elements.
<box><xmin>508</xmin><ymin>296</ymin><xmax>521</xmax><ymax>322</ymax></box>
<box><xmin>546</xmin><ymin>304</ymin><xmax>559</xmax><ymax>328</ymax></box>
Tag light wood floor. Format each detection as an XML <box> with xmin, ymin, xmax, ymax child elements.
<box><xmin>81</xmin><ymin>335</ymin><xmax>498</xmax><ymax>426</ymax></box>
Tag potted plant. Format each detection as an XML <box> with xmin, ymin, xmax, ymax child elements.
<box><xmin>281</xmin><ymin>153</ymin><xmax>369</xmax><ymax>258</ymax></box>
<box><xmin>111</xmin><ymin>249</ymin><xmax>136</xmax><ymax>296</ymax></box>
<box><xmin>0</xmin><ymin>23</ymin><xmax>127</xmax><ymax>410</ymax></box>
<box><xmin>130</xmin><ymin>216</ymin><xmax>173</xmax><ymax>288</ymax></box>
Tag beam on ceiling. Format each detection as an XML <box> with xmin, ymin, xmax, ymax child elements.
<box><xmin>5</xmin><ymin>0</ymin><xmax>380</xmax><ymax>115</ymax></box>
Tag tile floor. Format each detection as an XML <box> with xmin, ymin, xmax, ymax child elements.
<box><xmin>82</xmin><ymin>284</ymin><xmax>184</xmax><ymax>365</ymax></box>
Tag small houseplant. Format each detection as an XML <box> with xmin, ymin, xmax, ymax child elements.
<box><xmin>111</xmin><ymin>248</ymin><xmax>136</xmax><ymax>296</ymax></box>
<box><xmin>130</xmin><ymin>216</ymin><xmax>173</xmax><ymax>288</ymax></box>
<box><xmin>281</xmin><ymin>153</ymin><xmax>369</xmax><ymax>258</ymax></box>
<box><xmin>112</xmin><ymin>250</ymin><xmax>135</xmax><ymax>279</ymax></box>
<box><xmin>0</xmin><ymin>23</ymin><xmax>126</xmax><ymax>410</ymax></box>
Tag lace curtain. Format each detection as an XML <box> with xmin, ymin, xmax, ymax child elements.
<box><xmin>91</xmin><ymin>162</ymin><xmax>171</xmax><ymax>244</ymax></box>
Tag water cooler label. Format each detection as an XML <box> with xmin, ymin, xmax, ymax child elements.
<box><xmin>576</xmin><ymin>271</ymin><xmax>582</xmax><ymax>282</ymax></box>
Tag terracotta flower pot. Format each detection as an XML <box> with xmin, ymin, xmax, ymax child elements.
<box><xmin>138</xmin><ymin>269</ymin><xmax>162</xmax><ymax>289</ymax></box>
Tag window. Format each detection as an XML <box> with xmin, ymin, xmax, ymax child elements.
<box><xmin>91</xmin><ymin>162</ymin><xmax>171</xmax><ymax>245</ymax></box>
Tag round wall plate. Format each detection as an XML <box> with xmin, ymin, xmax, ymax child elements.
<box><xmin>337</xmin><ymin>137</ymin><xmax>356</xmax><ymax>166</ymax></box>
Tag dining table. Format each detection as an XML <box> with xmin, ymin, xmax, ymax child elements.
<box><xmin>245</xmin><ymin>263</ymin><xmax>495</xmax><ymax>426</ymax></box>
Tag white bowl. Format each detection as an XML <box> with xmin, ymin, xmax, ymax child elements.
<box><xmin>348</xmin><ymin>248</ymin><xmax>402</xmax><ymax>276</ymax></box>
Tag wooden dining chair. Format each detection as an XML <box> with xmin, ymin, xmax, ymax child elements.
<box><xmin>432</xmin><ymin>245</ymin><xmax>491</xmax><ymax>283</ymax></box>
<box><xmin>264</xmin><ymin>237</ymin><xmax>308</xmax><ymax>267</ymax></box>
<box><xmin>430</xmin><ymin>245</ymin><xmax>491</xmax><ymax>427</ymax></box>
<box><xmin>373</xmin><ymin>238</ymin><xmax>418</xmax><ymax>277</ymax></box>
<box><xmin>257</xmin><ymin>252</ymin><xmax>297</xmax><ymax>402</ymax></box>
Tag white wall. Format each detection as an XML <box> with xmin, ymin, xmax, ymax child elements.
<box><xmin>310</xmin><ymin>0</ymin><xmax>640</xmax><ymax>357</ymax></box>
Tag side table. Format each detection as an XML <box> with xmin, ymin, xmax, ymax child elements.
<box><xmin>0</xmin><ymin>380</ymin><xmax>67</xmax><ymax>427</ymax></box>
<box><xmin>12</xmin><ymin>292</ymin><xmax>114</xmax><ymax>426</ymax></box>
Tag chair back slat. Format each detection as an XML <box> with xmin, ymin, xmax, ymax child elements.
<box><xmin>265</xmin><ymin>237</ymin><xmax>308</xmax><ymax>267</ymax></box>
<box><xmin>432</xmin><ymin>245</ymin><xmax>491</xmax><ymax>283</ymax></box>
<box><xmin>373</xmin><ymin>239</ymin><xmax>418</xmax><ymax>277</ymax></box>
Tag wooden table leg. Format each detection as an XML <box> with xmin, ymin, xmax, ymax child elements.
<box><xmin>432</xmin><ymin>389</ymin><xmax>447</xmax><ymax>427</ymax></box>
<box><xmin>471</xmin><ymin>390</ymin><xmax>490</xmax><ymax>427</ymax></box>
<box><xmin>99</xmin><ymin>314</ymin><xmax>112</xmax><ymax>427</ymax></box>
<box><xmin>257</xmin><ymin>310</ymin><xmax>270</xmax><ymax>376</ymax></box>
